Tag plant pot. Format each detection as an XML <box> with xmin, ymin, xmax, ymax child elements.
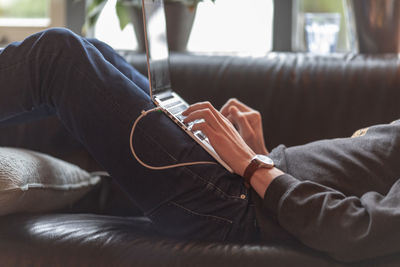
<box><xmin>127</xmin><ymin>2</ymin><xmax>197</xmax><ymax>52</ymax></box>
<box><xmin>128</xmin><ymin>6</ymin><xmax>146</xmax><ymax>52</ymax></box>
<box><xmin>346</xmin><ymin>0</ymin><xmax>400</xmax><ymax>53</ymax></box>
<box><xmin>164</xmin><ymin>2</ymin><xmax>197</xmax><ymax>52</ymax></box>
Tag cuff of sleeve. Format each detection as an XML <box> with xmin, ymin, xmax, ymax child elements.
<box><xmin>263</xmin><ymin>174</ymin><xmax>300</xmax><ymax>217</ymax></box>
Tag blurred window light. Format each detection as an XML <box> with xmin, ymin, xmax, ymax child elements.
<box><xmin>0</xmin><ymin>0</ymin><xmax>65</xmax><ymax>45</ymax></box>
<box><xmin>95</xmin><ymin>0</ymin><xmax>273</xmax><ymax>55</ymax></box>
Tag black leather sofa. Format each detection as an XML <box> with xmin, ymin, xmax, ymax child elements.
<box><xmin>1</xmin><ymin>52</ymin><xmax>400</xmax><ymax>266</ymax></box>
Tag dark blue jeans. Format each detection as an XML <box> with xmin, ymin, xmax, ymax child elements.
<box><xmin>0</xmin><ymin>28</ymin><xmax>257</xmax><ymax>242</ymax></box>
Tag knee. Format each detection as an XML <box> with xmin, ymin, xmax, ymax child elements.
<box><xmin>40</xmin><ymin>27</ymin><xmax>77</xmax><ymax>43</ymax></box>
<box><xmin>35</xmin><ymin>28</ymin><xmax>86</xmax><ymax>57</ymax></box>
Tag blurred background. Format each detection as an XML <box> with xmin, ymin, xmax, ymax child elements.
<box><xmin>1</xmin><ymin>0</ymin><xmax>398</xmax><ymax>55</ymax></box>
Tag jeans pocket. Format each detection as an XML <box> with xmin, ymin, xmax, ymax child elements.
<box><xmin>148</xmin><ymin>201</ymin><xmax>232</xmax><ymax>242</ymax></box>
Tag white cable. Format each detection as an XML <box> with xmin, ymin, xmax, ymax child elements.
<box><xmin>129</xmin><ymin>107</ymin><xmax>218</xmax><ymax>170</ymax></box>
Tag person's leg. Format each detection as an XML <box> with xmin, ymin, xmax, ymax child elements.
<box><xmin>0</xmin><ymin>38</ymin><xmax>147</xmax><ymax>126</ymax></box>
<box><xmin>85</xmin><ymin>38</ymin><xmax>150</xmax><ymax>93</ymax></box>
<box><xmin>0</xmin><ymin>45</ymin><xmax>55</xmax><ymax>126</ymax></box>
<box><xmin>0</xmin><ymin>28</ymin><xmax>256</xmax><ymax>241</ymax></box>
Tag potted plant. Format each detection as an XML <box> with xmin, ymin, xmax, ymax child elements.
<box><xmin>85</xmin><ymin>0</ymin><xmax>215</xmax><ymax>51</ymax></box>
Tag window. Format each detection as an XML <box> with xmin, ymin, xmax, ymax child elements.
<box><xmin>292</xmin><ymin>0</ymin><xmax>352</xmax><ymax>53</ymax></box>
<box><xmin>0</xmin><ymin>0</ymin><xmax>66</xmax><ymax>45</ymax></box>
<box><xmin>188</xmin><ymin>0</ymin><xmax>273</xmax><ymax>55</ymax></box>
<box><xmin>94</xmin><ymin>0</ymin><xmax>273</xmax><ymax>56</ymax></box>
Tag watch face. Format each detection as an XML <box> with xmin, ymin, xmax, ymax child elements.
<box><xmin>255</xmin><ymin>154</ymin><xmax>274</xmax><ymax>168</ymax></box>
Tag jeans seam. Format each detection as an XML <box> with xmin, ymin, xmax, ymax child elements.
<box><xmin>146</xmin><ymin>200</ymin><xmax>233</xmax><ymax>241</ymax></box>
<box><xmin>188</xmin><ymin>167</ymin><xmax>246</xmax><ymax>200</ymax></box>
<box><xmin>169</xmin><ymin>200</ymin><xmax>233</xmax><ymax>224</ymax></box>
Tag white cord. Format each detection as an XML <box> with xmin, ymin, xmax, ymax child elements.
<box><xmin>129</xmin><ymin>107</ymin><xmax>217</xmax><ymax>170</ymax></box>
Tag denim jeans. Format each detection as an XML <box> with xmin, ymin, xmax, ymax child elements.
<box><xmin>0</xmin><ymin>28</ymin><xmax>257</xmax><ymax>242</ymax></box>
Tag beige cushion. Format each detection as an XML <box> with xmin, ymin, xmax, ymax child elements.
<box><xmin>0</xmin><ymin>147</ymin><xmax>101</xmax><ymax>216</ymax></box>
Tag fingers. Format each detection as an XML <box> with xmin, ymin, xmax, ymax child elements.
<box><xmin>183</xmin><ymin>108</ymin><xmax>220</xmax><ymax>130</ymax></box>
<box><xmin>191</xmin><ymin>121</ymin><xmax>215</xmax><ymax>138</ymax></box>
<box><xmin>229</xmin><ymin>106</ymin><xmax>255</xmax><ymax>137</ymax></box>
<box><xmin>182</xmin><ymin>101</ymin><xmax>226</xmax><ymax>126</ymax></box>
<box><xmin>182</xmin><ymin>102</ymin><xmax>215</xmax><ymax>116</ymax></box>
<box><xmin>183</xmin><ymin>102</ymin><xmax>239</xmax><ymax>144</ymax></box>
<box><xmin>220</xmin><ymin>98</ymin><xmax>251</xmax><ymax>117</ymax></box>
<box><xmin>229</xmin><ymin>106</ymin><xmax>260</xmax><ymax>127</ymax></box>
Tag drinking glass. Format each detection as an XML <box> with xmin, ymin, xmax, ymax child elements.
<box><xmin>304</xmin><ymin>13</ymin><xmax>341</xmax><ymax>54</ymax></box>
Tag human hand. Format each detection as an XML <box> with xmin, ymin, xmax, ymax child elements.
<box><xmin>182</xmin><ymin>101</ymin><xmax>256</xmax><ymax>176</ymax></box>
<box><xmin>220</xmin><ymin>98</ymin><xmax>269</xmax><ymax>155</ymax></box>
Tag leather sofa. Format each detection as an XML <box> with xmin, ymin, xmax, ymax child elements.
<box><xmin>1</xmin><ymin>51</ymin><xmax>400</xmax><ymax>266</ymax></box>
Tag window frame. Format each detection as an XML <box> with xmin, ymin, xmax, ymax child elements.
<box><xmin>0</xmin><ymin>0</ymin><xmax>66</xmax><ymax>45</ymax></box>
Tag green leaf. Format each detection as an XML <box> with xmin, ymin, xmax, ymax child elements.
<box><xmin>88</xmin><ymin>0</ymin><xmax>107</xmax><ymax>13</ymax></box>
<box><xmin>116</xmin><ymin>2</ymin><xmax>131</xmax><ymax>30</ymax></box>
<box><xmin>86</xmin><ymin>0</ymin><xmax>108</xmax><ymax>27</ymax></box>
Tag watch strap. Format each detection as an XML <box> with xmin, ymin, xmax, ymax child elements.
<box><xmin>243</xmin><ymin>158</ymin><xmax>260</xmax><ymax>188</ymax></box>
<box><xmin>243</xmin><ymin>155</ymin><xmax>274</xmax><ymax>188</ymax></box>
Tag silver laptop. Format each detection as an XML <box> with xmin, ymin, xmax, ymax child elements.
<box><xmin>141</xmin><ymin>0</ymin><xmax>233</xmax><ymax>172</ymax></box>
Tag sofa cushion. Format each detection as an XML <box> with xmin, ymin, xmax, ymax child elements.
<box><xmin>0</xmin><ymin>213</ymin><xmax>339</xmax><ymax>267</ymax></box>
<box><xmin>0</xmin><ymin>147</ymin><xmax>101</xmax><ymax>215</ymax></box>
<box><xmin>2</xmin><ymin>213</ymin><xmax>400</xmax><ymax>266</ymax></box>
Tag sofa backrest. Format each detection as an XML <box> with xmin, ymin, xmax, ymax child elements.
<box><xmin>125</xmin><ymin>52</ymin><xmax>400</xmax><ymax>149</ymax></box>
<box><xmin>1</xmin><ymin>52</ymin><xmax>400</xmax><ymax>169</ymax></box>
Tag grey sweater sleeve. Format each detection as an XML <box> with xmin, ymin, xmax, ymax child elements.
<box><xmin>264</xmin><ymin>174</ymin><xmax>400</xmax><ymax>262</ymax></box>
<box><xmin>262</xmin><ymin>121</ymin><xmax>400</xmax><ymax>262</ymax></box>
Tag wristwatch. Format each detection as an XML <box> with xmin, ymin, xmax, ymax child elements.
<box><xmin>243</xmin><ymin>154</ymin><xmax>274</xmax><ymax>188</ymax></box>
